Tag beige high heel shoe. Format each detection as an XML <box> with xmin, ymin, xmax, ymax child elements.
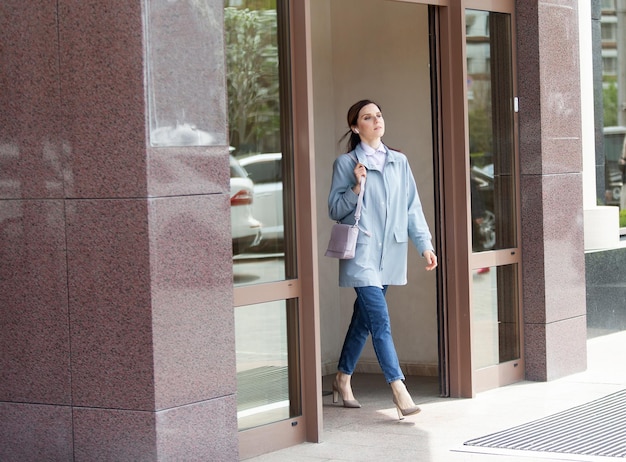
<box><xmin>332</xmin><ymin>372</ymin><xmax>361</xmax><ymax>408</ymax></box>
<box><xmin>390</xmin><ymin>380</ymin><xmax>421</xmax><ymax>419</ymax></box>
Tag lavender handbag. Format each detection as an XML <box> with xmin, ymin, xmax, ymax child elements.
<box><xmin>325</xmin><ymin>176</ymin><xmax>365</xmax><ymax>259</ymax></box>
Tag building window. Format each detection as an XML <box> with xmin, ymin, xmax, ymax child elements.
<box><xmin>603</xmin><ymin>56</ymin><xmax>618</xmax><ymax>76</ymax></box>
<box><xmin>601</xmin><ymin>20</ymin><xmax>617</xmax><ymax>43</ymax></box>
<box><xmin>601</xmin><ymin>0</ymin><xmax>616</xmax><ymax>12</ymax></box>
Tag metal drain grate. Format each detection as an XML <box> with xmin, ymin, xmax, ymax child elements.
<box><xmin>464</xmin><ymin>389</ymin><xmax>626</xmax><ymax>458</ymax></box>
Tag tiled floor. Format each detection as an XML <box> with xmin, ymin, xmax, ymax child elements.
<box><xmin>244</xmin><ymin>330</ymin><xmax>626</xmax><ymax>461</ymax></box>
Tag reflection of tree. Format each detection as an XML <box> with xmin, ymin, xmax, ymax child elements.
<box><xmin>468</xmin><ymin>79</ymin><xmax>493</xmax><ymax>163</ymax></box>
<box><xmin>604</xmin><ymin>81</ymin><xmax>618</xmax><ymax>127</ymax></box>
<box><xmin>225</xmin><ymin>7</ymin><xmax>280</xmax><ymax>154</ymax></box>
<box><xmin>469</xmin><ymin>107</ymin><xmax>492</xmax><ymax>160</ymax></box>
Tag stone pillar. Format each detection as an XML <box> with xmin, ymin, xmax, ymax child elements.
<box><xmin>0</xmin><ymin>0</ymin><xmax>238</xmax><ymax>460</ymax></box>
<box><xmin>516</xmin><ymin>1</ymin><xmax>588</xmax><ymax>381</ymax></box>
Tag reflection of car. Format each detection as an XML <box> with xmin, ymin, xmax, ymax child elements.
<box><xmin>238</xmin><ymin>153</ymin><xmax>283</xmax><ymax>245</ymax></box>
<box><xmin>604</xmin><ymin>126</ymin><xmax>626</xmax><ymax>206</ymax></box>
<box><xmin>470</xmin><ymin>164</ymin><xmax>496</xmax><ymax>251</ymax></box>
<box><xmin>230</xmin><ymin>156</ymin><xmax>262</xmax><ymax>255</ymax></box>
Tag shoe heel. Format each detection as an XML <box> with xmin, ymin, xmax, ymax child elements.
<box><xmin>390</xmin><ymin>380</ymin><xmax>421</xmax><ymax>419</ymax></box>
<box><xmin>332</xmin><ymin>376</ymin><xmax>361</xmax><ymax>408</ymax></box>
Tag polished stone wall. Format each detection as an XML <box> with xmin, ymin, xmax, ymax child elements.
<box><xmin>0</xmin><ymin>0</ymin><xmax>238</xmax><ymax>460</ymax></box>
<box><xmin>517</xmin><ymin>0</ymin><xmax>588</xmax><ymax>381</ymax></box>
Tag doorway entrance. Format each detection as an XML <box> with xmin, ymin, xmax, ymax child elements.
<box><xmin>312</xmin><ymin>0</ymin><xmax>523</xmax><ymax>402</ymax></box>
<box><xmin>312</xmin><ymin>0</ymin><xmax>443</xmax><ymax>406</ymax></box>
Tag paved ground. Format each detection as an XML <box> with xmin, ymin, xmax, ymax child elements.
<box><xmin>244</xmin><ymin>330</ymin><xmax>626</xmax><ymax>461</ymax></box>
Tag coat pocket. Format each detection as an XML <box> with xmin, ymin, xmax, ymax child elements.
<box><xmin>394</xmin><ymin>229</ymin><xmax>408</xmax><ymax>243</ymax></box>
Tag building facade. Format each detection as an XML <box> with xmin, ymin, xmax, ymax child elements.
<box><xmin>0</xmin><ymin>0</ymin><xmax>616</xmax><ymax>460</ymax></box>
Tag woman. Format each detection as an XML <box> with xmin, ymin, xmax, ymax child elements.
<box><xmin>328</xmin><ymin>99</ymin><xmax>437</xmax><ymax>419</ymax></box>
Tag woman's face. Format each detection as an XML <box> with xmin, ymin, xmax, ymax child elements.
<box><xmin>353</xmin><ymin>103</ymin><xmax>385</xmax><ymax>144</ymax></box>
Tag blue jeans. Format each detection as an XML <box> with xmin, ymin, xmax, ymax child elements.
<box><xmin>337</xmin><ymin>286</ymin><xmax>405</xmax><ymax>383</ymax></box>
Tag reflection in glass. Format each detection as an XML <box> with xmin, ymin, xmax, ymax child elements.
<box><xmin>239</xmin><ymin>153</ymin><xmax>284</xmax><ymax>253</ymax></box>
<box><xmin>146</xmin><ymin>0</ymin><xmax>227</xmax><ymax>146</ymax></box>
<box><xmin>466</xmin><ymin>10</ymin><xmax>516</xmax><ymax>252</ymax></box>
<box><xmin>235</xmin><ymin>300</ymin><xmax>300</xmax><ymax>430</ymax></box>
<box><xmin>230</xmin><ymin>156</ymin><xmax>263</xmax><ymax>257</ymax></box>
<box><xmin>226</xmin><ymin>1</ymin><xmax>293</xmax><ymax>285</ymax></box>
<box><xmin>471</xmin><ymin>264</ymin><xmax>520</xmax><ymax>368</ymax></box>
<box><xmin>602</xmin><ymin>0</ymin><xmax>624</xmax><ymax>128</ymax></box>
<box><xmin>601</xmin><ymin>3</ymin><xmax>625</xmax><ymax>207</ymax></box>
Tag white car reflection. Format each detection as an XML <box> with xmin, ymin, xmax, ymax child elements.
<box><xmin>230</xmin><ymin>156</ymin><xmax>262</xmax><ymax>255</ymax></box>
<box><xmin>238</xmin><ymin>153</ymin><xmax>283</xmax><ymax>247</ymax></box>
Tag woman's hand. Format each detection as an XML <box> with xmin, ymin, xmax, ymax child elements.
<box><xmin>423</xmin><ymin>250</ymin><xmax>438</xmax><ymax>271</ymax></box>
<box><xmin>352</xmin><ymin>163</ymin><xmax>367</xmax><ymax>194</ymax></box>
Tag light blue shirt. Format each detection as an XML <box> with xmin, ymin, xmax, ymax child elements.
<box><xmin>328</xmin><ymin>143</ymin><xmax>434</xmax><ymax>288</ymax></box>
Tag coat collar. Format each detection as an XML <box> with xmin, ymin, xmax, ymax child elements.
<box><xmin>353</xmin><ymin>143</ymin><xmax>399</xmax><ymax>165</ymax></box>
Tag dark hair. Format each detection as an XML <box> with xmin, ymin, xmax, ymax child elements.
<box><xmin>339</xmin><ymin>99</ymin><xmax>381</xmax><ymax>152</ymax></box>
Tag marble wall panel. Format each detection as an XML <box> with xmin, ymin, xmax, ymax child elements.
<box><xmin>73</xmin><ymin>407</ymin><xmax>157</xmax><ymax>462</ymax></box>
<box><xmin>517</xmin><ymin>0</ymin><xmax>582</xmax><ymax>176</ymax></box>
<box><xmin>72</xmin><ymin>396</ymin><xmax>238</xmax><ymax>461</ymax></box>
<box><xmin>144</xmin><ymin>0</ymin><xmax>229</xmax><ymax>198</ymax></box>
<box><xmin>155</xmin><ymin>396</ymin><xmax>239</xmax><ymax>460</ymax></box>
<box><xmin>516</xmin><ymin>1</ymin><xmax>542</xmax><ymax>175</ymax></box>
<box><xmin>521</xmin><ymin>174</ymin><xmax>586</xmax><ymax>323</ymax></box>
<box><xmin>144</xmin><ymin>0</ymin><xmax>227</xmax><ymax>147</ymax></box>
<box><xmin>541</xmin><ymin>174</ymin><xmax>586</xmax><ymax>321</ymax></box>
<box><xmin>66</xmin><ymin>199</ymin><xmax>155</xmax><ymax>410</ymax></box>
<box><xmin>146</xmin><ymin>146</ymin><xmax>228</xmax><ymax>198</ymax></box>
<box><xmin>0</xmin><ymin>0</ymin><xmax>64</xmax><ymax>199</ymax></box>
<box><xmin>148</xmin><ymin>195</ymin><xmax>236</xmax><ymax>409</ymax></box>
<box><xmin>545</xmin><ymin>315</ymin><xmax>588</xmax><ymax>380</ymax></box>
<box><xmin>0</xmin><ymin>402</ymin><xmax>73</xmax><ymax>461</ymax></box>
<box><xmin>0</xmin><ymin>200</ymin><xmax>71</xmax><ymax>404</ymax></box>
<box><xmin>524</xmin><ymin>315</ymin><xmax>587</xmax><ymax>382</ymax></box>
<box><xmin>523</xmin><ymin>321</ymin><xmax>547</xmax><ymax>381</ymax></box>
<box><xmin>537</xmin><ymin>1</ymin><xmax>582</xmax><ymax>174</ymax></box>
<box><xmin>521</xmin><ymin>174</ymin><xmax>547</xmax><ymax>322</ymax></box>
<box><xmin>58</xmin><ymin>0</ymin><xmax>147</xmax><ymax>199</ymax></box>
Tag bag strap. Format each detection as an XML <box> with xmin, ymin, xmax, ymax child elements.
<box><xmin>354</xmin><ymin>176</ymin><xmax>365</xmax><ymax>226</ymax></box>
<box><xmin>348</xmin><ymin>151</ymin><xmax>366</xmax><ymax>228</ymax></box>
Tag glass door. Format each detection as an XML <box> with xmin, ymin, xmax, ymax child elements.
<box><xmin>225</xmin><ymin>0</ymin><xmax>309</xmax><ymax>457</ymax></box>
<box><xmin>465</xmin><ymin>7</ymin><xmax>523</xmax><ymax>392</ymax></box>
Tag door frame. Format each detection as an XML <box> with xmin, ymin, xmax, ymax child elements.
<box><xmin>367</xmin><ymin>0</ymin><xmax>521</xmax><ymax>397</ymax></box>
<box><xmin>236</xmin><ymin>1</ymin><xmax>321</xmax><ymax>458</ymax></box>
<box><xmin>464</xmin><ymin>0</ymin><xmax>523</xmax><ymax>394</ymax></box>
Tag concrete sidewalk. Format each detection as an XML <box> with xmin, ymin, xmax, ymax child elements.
<box><xmin>245</xmin><ymin>330</ymin><xmax>626</xmax><ymax>461</ymax></box>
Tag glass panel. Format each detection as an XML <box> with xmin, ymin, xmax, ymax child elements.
<box><xmin>466</xmin><ymin>10</ymin><xmax>516</xmax><ymax>252</ymax></box>
<box><xmin>226</xmin><ymin>0</ymin><xmax>294</xmax><ymax>284</ymax></box>
<box><xmin>601</xmin><ymin>3</ymin><xmax>625</xmax><ymax>209</ymax></box>
<box><xmin>235</xmin><ymin>299</ymin><xmax>301</xmax><ymax>431</ymax></box>
<box><xmin>471</xmin><ymin>264</ymin><xmax>520</xmax><ymax>368</ymax></box>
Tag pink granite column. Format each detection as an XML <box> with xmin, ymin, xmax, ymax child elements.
<box><xmin>516</xmin><ymin>1</ymin><xmax>588</xmax><ymax>381</ymax></box>
<box><xmin>1</xmin><ymin>0</ymin><xmax>238</xmax><ymax>460</ymax></box>
<box><xmin>0</xmin><ymin>1</ymin><xmax>73</xmax><ymax>459</ymax></box>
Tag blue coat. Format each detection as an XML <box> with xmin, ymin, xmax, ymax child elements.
<box><xmin>328</xmin><ymin>144</ymin><xmax>434</xmax><ymax>288</ymax></box>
